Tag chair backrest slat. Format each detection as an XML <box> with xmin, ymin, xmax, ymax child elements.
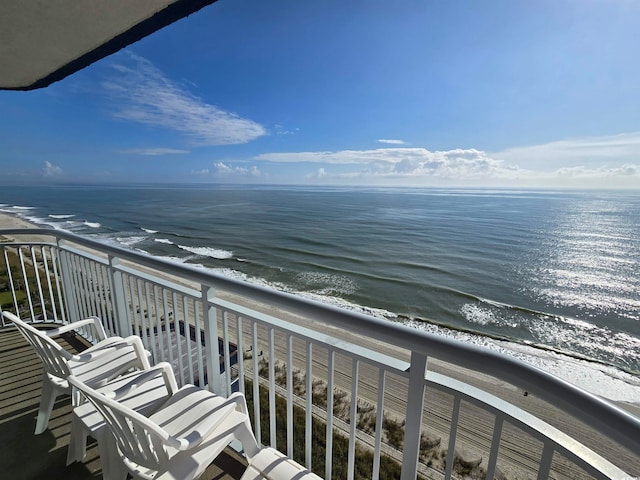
<box><xmin>68</xmin><ymin>374</ymin><xmax>172</xmax><ymax>473</ymax></box>
<box><xmin>4</xmin><ymin>312</ymin><xmax>72</xmax><ymax>380</ymax></box>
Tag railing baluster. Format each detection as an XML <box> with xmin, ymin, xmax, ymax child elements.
<box><xmin>268</xmin><ymin>327</ymin><xmax>276</xmax><ymax>448</ymax></box>
<box><xmin>3</xmin><ymin>247</ymin><xmax>19</xmax><ymax>317</ymax></box>
<box><xmin>128</xmin><ymin>277</ymin><xmax>139</xmax><ymax>336</ymax></box>
<box><xmin>236</xmin><ymin>315</ymin><xmax>245</xmax><ymax>395</ymax></box>
<box><xmin>325</xmin><ymin>348</ymin><xmax>335</xmax><ymax>480</ymax></box>
<box><xmin>445</xmin><ymin>396</ymin><xmax>461</xmax><ymax>480</ymax></box>
<box><xmin>74</xmin><ymin>255</ymin><xmax>92</xmax><ymax>318</ymax></box>
<box><xmin>347</xmin><ymin>358</ymin><xmax>359</xmax><ymax>480</ymax></box>
<box><xmin>50</xmin><ymin>247</ymin><xmax>66</xmax><ymax>322</ymax></box>
<box><xmin>93</xmin><ymin>263</ymin><xmax>107</xmax><ymax>328</ymax></box>
<box><xmin>162</xmin><ymin>288</ymin><xmax>174</xmax><ymax>366</ymax></box>
<box><xmin>144</xmin><ymin>281</ymin><xmax>158</xmax><ymax>363</ymax></box>
<box><xmin>136</xmin><ymin>279</ymin><xmax>148</xmax><ymax>348</ymax></box>
<box><xmin>305</xmin><ymin>341</ymin><xmax>313</xmax><ymax>469</ymax></box>
<box><xmin>251</xmin><ymin>319</ymin><xmax>261</xmax><ymax>445</ymax></box>
<box><xmin>286</xmin><ymin>333</ymin><xmax>293</xmax><ymax>458</ymax></box>
<box><xmin>30</xmin><ymin>246</ymin><xmax>46</xmax><ymax>318</ymax></box>
<box><xmin>76</xmin><ymin>256</ymin><xmax>91</xmax><ymax>319</ymax></box>
<box><xmin>41</xmin><ymin>247</ymin><xmax>58</xmax><ymax>321</ymax></box>
<box><xmin>400</xmin><ymin>351</ymin><xmax>428</xmax><ymax>480</ymax></box>
<box><xmin>88</xmin><ymin>260</ymin><xmax>102</xmax><ymax>322</ymax></box>
<box><xmin>172</xmin><ymin>291</ymin><xmax>185</xmax><ymax>386</ymax></box>
<box><xmin>372</xmin><ymin>367</ymin><xmax>386</xmax><ymax>480</ymax></box>
<box><xmin>537</xmin><ymin>442</ymin><xmax>554</xmax><ymax>480</ymax></box>
<box><xmin>18</xmin><ymin>247</ymin><xmax>35</xmax><ymax>321</ymax></box>
<box><xmin>203</xmin><ymin>286</ymin><xmax>224</xmax><ymax>395</ymax></box>
<box><xmin>151</xmin><ymin>284</ymin><xmax>163</xmax><ymax>363</ymax></box>
<box><xmin>222</xmin><ymin>310</ymin><xmax>231</xmax><ymax>389</ymax></box>
<box><xmin>107</xmin><ymin>256</ymin><xmax>131</xmax><ymax>337</ymax></box>
<box><xmin>184</xmin><ymin>296</ymin><xmax>195</xmax><ymax>385</ymax></box>
<box><xmin>194</xmin><ymin>300</ymin><xmax>205</xmax><ymax>387</ymax></box>
<box><xmin>486</xmin><ymin>415</ymin><xmax>504</xmax><ymax>480</ymax></box>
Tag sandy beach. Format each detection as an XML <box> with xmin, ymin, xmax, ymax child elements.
<box><xmin>1</xmin><ymin>211</ymin><xmax>638</xmax><ymax>477</ymax></box>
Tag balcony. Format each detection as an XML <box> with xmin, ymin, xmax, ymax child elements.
<box><xmin>1</xmin><ymin>228</ymin><xmax>639</xmax><ymax>480</ymax></box>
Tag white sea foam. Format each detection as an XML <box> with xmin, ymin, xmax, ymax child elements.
<box><xmin>460</xmin><ymin>303</ymin><xmax>496</xmax><ymax>326</ymax></box>
<box><xmin>84</xmin><ymin>221</ymin><xmax>101</xmax><ymax>228</ymax></box>
<box><xmin>116</xmin><ymin>236</ymin><xmax>146</xmax><ymax>247</ymax></box>
<box><xmin>141</xmin><ymin>227</ymin><xmax>158</xmax><ymax>234</ymax></box>
<box><xmin>12</xmin><ymin>205</ymin><xmax>34</xmax><ymax>210</ymax></box>
<box><xmin>154</xmin><ymin>238</ymin><xmax>173</xmax><ymax>245</ymax></box>
<box><xmin>295</xmin><ymin>271</ymin><xmax>358</xmax><ymax>296</ymax></box>
<box><xmin>49</xmin><ymin>214</ymin><xmax>75</xmax><ymax>219</ymax></box>
<box><xmin>177</xmin><ymin>245</ymin><xmax>233</xmax><ymax>259</ymax></box>
<box><xmin>156</xmin><ymin>255</ymin><xmax>191</xmax><ymax>265</ymax></box>
<box><xmin>404</xmin><ymin>318</ymin><xmax>640</xmax><ymax>404</ymax></box>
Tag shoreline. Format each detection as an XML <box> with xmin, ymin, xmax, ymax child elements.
<box><xmin>1</xmin><ymin>211</ymin><xmax>639</xmax><ymax>475</ymax></box>
<box><xmin>2</xmin><ymin>210</ymin><xmax>639</xmax><ymax>410</ymax></box>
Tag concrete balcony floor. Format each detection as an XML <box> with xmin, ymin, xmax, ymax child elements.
<box><xmin>0</xmin><ymin>325</ymin><xmax>249</xmax><ymax>480</ymax></box>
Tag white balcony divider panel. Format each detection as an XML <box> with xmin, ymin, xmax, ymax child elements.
<box><xmin>1</xmin><ymin>229</ymin><xmax>639</xmax><ymax>480</ymax></box>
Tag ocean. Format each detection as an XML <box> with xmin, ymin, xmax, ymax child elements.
<box><xmin>2</xmin><ymin>184</ymin><xmax>639</xmax><ymax>403</ymax></box>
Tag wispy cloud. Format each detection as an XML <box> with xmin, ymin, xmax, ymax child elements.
<box><xmin>493</xmin><ymin>131</ymin><xmax>640</xmax><ymax>169</ymax></box>
<box><xmin>116</xmin><ymin>148</ymin><xmax>191</xmax><ymax>156</ymax></box>
<box><xmin>103</xmin><ymin>53</ymin><xmax>266</xmax><ymax>146</ymax></box>
<box><xmin>377</xmin><ymin>139</ymin><xmax>406</xmax><ymax>145</ymax></box>
<box><xmin>43</xmin><ymin>161</ymin><xmax>62</xmax><ymax>177</ymax></box>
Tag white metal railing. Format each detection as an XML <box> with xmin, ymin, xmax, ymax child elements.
<box><xmin>1</xmin><ymin>228</ymin><xmax>639</xmax><ymax>480</ymax></box>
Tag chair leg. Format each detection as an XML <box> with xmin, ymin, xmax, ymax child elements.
<box><xmin>35</xmin><ymin>377</ymin><xmax>58</xmax><ymax>434</ymax></box>
<box><xmin>101</xmin><ymin>429</ymin><xmax>129</xmax><ymax>480</ymax></box>
<box><xmin>66</xmin><ymin>413</ymin><xmax>87</xmax><ymax>465</ymax></box>
<box><xmin>237</xmin><ymin>417</ymin><xmax>261</xmax><ymax>459</ymax></box>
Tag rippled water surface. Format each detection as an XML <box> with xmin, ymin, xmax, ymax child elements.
<box><xmin>2</xmin><ymin>185</ymin><xmax>639</xmax><ymax>376</ymax></box>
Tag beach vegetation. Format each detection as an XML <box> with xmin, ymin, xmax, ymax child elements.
<box><xmin>0</xmin><ymin>246</ymin><xmax>63</xmax><ymax>319</ymax></box>
<box><xmin>0</xmin><ymin>289</ymin><xmax>25</xmax><ymax>309</ymax></box>
<box><xmin>244</xmin><ymin>358</ymin><xmax>489</xmax><ymax>478</ymax></box>
<box><xmin>243</xmin><ymin>379</ymin><xmax>407</xmax><ymax>480</ymax></box>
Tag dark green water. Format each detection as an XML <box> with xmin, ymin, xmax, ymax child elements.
<box><xmin>2</xmin><ymin>184</ymin><xmax>640</xmax><ymax>380</ymax></box>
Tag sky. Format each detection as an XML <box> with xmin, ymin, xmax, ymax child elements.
<box><xmin>2</xmin><ymin>0</ymin><xmax>640</xmax><ymax>188</ymax></box>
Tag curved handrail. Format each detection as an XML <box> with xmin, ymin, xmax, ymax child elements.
<box><xmin>2</xmin><ymin>227</ymin><xmax>640</xmax><ymax>455</ymax></box>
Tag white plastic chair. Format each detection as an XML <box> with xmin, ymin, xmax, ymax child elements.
<box><xmin>67</xmin><ymin>372</ymin><xmax>260</xmax><ymax>480</ymax></box>
<box><xmin>3</xmin><ymin>311</ymin><xmax>150</xmax><ymax>434</ymax></box>
<box><xmin>68</xmin><ymin>362</ymin><xmax>178</xmax><ymax>480</ymax></box>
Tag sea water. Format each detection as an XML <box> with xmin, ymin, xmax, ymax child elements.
<box><xmin>2</xmin><ymin>184</ymin><xmax>639</xmax><ymax>403</ymax></box>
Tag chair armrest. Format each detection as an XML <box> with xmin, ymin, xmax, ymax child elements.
<box><xmin>105</xmin><ymin>362</ymin><xmax>177</xmax><ymax>400</ymax></box>
<box><xmin>46</xmin><ymin>316</ymin><xmax>107</xmax><ymax>341</ymax></box>
<box><xmin>173</xmin><ymin>392</ymin><xmax>247</xmax><ymax>450</ymax></box>
<box><xmin>122</xmin><ymin>335</ymin><xmax>152</xmax><ymax>370</ymax></box>
<box><xmin>72</xmin><ymin>335</ymin><xmax>151</xmax><ymax>369</ymax></box>
<box><xmin>225</xmin><ymin>391</ymin><xmax>249</xmax><ymax>414</ymax></box>
<box><xmin>72</xmin><ymin>343</ymin><xmax>124</xmax><ymax>362</ymax></box>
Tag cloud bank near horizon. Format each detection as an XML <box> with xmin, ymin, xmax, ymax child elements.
<box><xmin>254</xmin><ymin>142</ymin><xmax>640</xmax><ymax>187</ymax></box>
<box><xmin>493</xmin><ymin>131</ymin><xmax>640</xmax><ymax>168</ymax></box>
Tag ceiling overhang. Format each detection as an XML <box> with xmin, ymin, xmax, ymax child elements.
<box><xmin>0</xmin><ymin>0</ymin><xmax>218</xmax><ymax>91</ymax></box>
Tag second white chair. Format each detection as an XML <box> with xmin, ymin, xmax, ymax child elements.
<box><xmin>3</xmin><ymin>311</ymin><xmax>150</xmax><ymax>434</ymax></box>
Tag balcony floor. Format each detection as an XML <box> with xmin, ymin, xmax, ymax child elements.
<box><xmin>0</xmin><ymin>325</ymin><xmax>249</xmax><ymax>480</ymax></box>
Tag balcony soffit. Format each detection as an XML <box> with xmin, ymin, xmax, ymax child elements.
<box><xmin>0</xmin><ymin>0</ymin><xmax>217</xmax><ymax>91</ymax></box>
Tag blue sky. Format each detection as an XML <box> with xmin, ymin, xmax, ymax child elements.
<box><xmin>2</xmin><ymin>0</ymin><xmax>640</xmax><ymax>188</ymax></box>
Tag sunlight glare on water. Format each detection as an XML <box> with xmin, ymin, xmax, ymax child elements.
<box><xmin>530</xmin><ymin>197</ymin><xmax>640</xmax><ymax>323</ymax></box>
